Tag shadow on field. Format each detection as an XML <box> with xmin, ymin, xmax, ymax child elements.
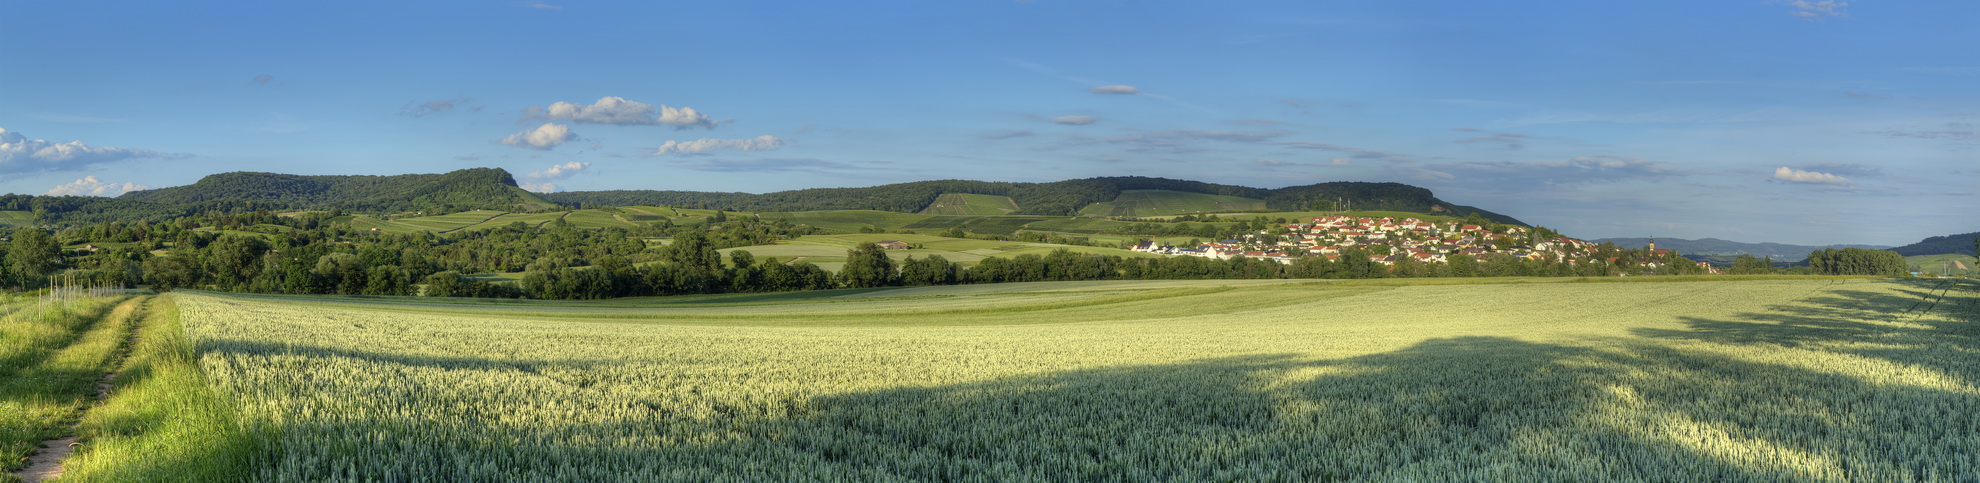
<box><xmin>194</xmin><ymin>280</ymin><xmax>1980</xmax><ymax>480</ymax></box>
<box><xmin>1635</xmin><ymin>278</ymin><xmax>1980</xmax><ymax>374</ymax></box>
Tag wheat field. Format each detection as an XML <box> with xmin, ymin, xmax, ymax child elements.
<box><xmin>63</xmin><ymin>277</ymin><xmax>1979</xmax><ymax>481</ymax></box>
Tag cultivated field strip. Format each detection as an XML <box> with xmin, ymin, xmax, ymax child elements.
<box><xmin>171</xmin><ymin>278</ymin><xmax>1979</xmax><ymax>481</ymax></box>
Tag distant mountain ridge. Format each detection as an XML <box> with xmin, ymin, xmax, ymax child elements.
<box><xmin>12</xmin><ymin>168</ymin><xmax>1523</xmax><ymax>228</ymax></box>
<box><xmin>544</xmin><ymin>176</ymin><xmax>1527</xmax><ymax>225</ymax></box>
<box><xmin>1596</xmin><ymin>237</ymin><xmax>1892</xmax><ymax>261</ymax></box>
<box><xmin>1890</xmin><ymin>231</ymin><xmax>1980</xmax><ymax>257</ymax></box>
<box><xmin>118</xmin><ymin>168</ymin><xmax>556</xmax><ymax>214</ymax></box>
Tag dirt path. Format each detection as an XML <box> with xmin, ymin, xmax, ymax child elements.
<box><xmin>12</xmin><ymin>296</ymin><xmax>147</xmax><ymax>483</ymax></box>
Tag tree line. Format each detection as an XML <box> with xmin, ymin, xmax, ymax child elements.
<box><xmin>0</xmin><ymin>207</ymin><xmax>1925</xmax><ymax>301</ymax></box>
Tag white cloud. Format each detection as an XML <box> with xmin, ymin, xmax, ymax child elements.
<box><xmin>649</xmin><ymin>135</ymin><xmax>783</xmax><ymax>156</ymax></box>
<box><xmin>46</xmin><ymin>176</ymin><xmax>148</xmax><ymax>197</ymax></box>
<box><xmin>529</xmin><ymin>161</ymin><xmax>589</xmax><ymax>179</ymax></box>
<box><xmin>1049</xmin><ymin>115</ymin><xmax>1099</xmax><ymax>125</ymax></box>
<box><xmin>519</xmin><ymin>161</ymin><xmax>589</xmax><ymax>192</ymax></box>
<box><xmin>1090</xmin><ymin>85</ymin><xmax>1141</xmax><ymax>95</ymax></box>
<box><xmin>0</xmin><ymin>128</ymin><xmax>172</xmax><ymax>175</ymax></box>
<box><xmin>1784</xmin><ymin>0</ymin><xmax>1847</xmax><ymax>19</ymax></box>
<box><xmin>497</xmin><ymin>123</ymin><xmax>576</xmax><ymax>150</ymax></box>
<box><xmin>525</xmin><ymin>96</ymin><xmax>716</xmax><ymax>129</ymax></box>
<box><xmin>1773</xmin><ymin>166</ymin><xmax>1851</xmax><ymax>185</ymax></box>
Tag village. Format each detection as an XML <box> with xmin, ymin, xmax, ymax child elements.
<box><xmin>1133</xmin><ymin>215</ymin><xmax>1618</xmax><ymax>268</ymax></box>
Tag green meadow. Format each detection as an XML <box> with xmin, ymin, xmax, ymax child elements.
<box><xmin>918</xmin><ymin>193</ymin><xmax>1020</xmax><ymax>216</ymax></box>
<box><xmin>716</xmin><ymin>234</ymin><xmax>1163</xmax><ymax>272</ymax></box>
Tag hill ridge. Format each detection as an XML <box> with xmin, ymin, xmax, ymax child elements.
<box><xmin>118</xmin><ymin>167</ymin><xmax>554</xmax><ymax>214</ymax></box>
<box><xmin>1596</xmin><ymin>237</ymin><xmax>1893</xmax><ymax>261</ymax></box>
<box><xmin>544</xmin><ymin>175</ymin><xmax>1526</xmax><ymax>225</ymax></box>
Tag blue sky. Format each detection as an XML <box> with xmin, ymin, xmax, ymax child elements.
<box><xmin>1</xmin><ymin>1</ymin><xmax>1972</xmax><ymax>246</ymax></box>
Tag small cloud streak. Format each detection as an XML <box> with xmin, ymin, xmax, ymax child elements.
<box><xmin>1452</xmin><ymin>128</ymin><xmax>1529</xmax><ymax>149</ymax></box>
<box><xmin>518</xmin><ymin>1</ymin><xmax>561</xmax><ymax>10</ymax></box>
<box><xmin>1416</xmin><ymin>155</ymin><xmax>1684</xmax><ymax>186</ymax></box>
<box><xmin>497</xmin><ymin>123</ymin><xmax>576</xmax><ymax>150</ymax></box>
<box><xmin>47</xmin><ymin>176</ymin><xmax>148</xmax><ymax>197</ymax></box>
<box><xmin>983</xmin><ymin>130</ymin><xmax>1034</xmax><ymax>140</ymax></box>
<box><xmin>1773</xmin><ymin>166</ymin><xmax>1850</xmax><ymax>185</ymax></box>
<box><xmin>1063</xmin><ymin>129</ymin><xmax>1290</xmax><ymax>153</ymax></box>
<box><xmin>1256</xmin><ymin>157</ymin><xmax>1352</xmax><ymax>169</ymax></box>
<box><xmin>401</xmin><ymin>98</ymin><xmax>475</xmax><ymax>117</ymax></box>
<box><xmin>1784</xmin><ymin>0</ymin><xmax>1847</xmax><ymax>19</ymax></box>
<box><xmin>251</xmin><ymin>74</ymin><xmax>273</xmax><ymax>85</ymax></box>
<box><xmin>648</xmin><ymin>135</ymin><xmax>783</xmax><ymax>156</ymax></box>
<box><xmin>525</xmin><ymin>96</ymin><xmax>716</xmax><ymax>129</ymax></box>
<box><xmin>1090</xmin><ymin>85</ymin><xmax>1141</xmax><ymax>95</ymax></box>
<box><xmin>674</xmin><ymin>158</ymin><xmax>859</xmax><ymax>173</ymax></box>
<box><xmin>1049</xmin><ymin>115</ymin><xmax>1099</xmax><ymax>126</ymax></box>
<box><xmin>1280</xmin><ymin>141</ymin><xmax>1415</xmax><ymax>163</ymax></box>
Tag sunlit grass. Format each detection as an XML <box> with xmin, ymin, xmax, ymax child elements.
<box><xmin>0</xmin><ymin>295</ymin><xmax>133</xmax><ymax>474</ymax></box>
<box><xmin>59</xmin><ymin>296</ymin><xmax>258</xmax><ymax>482</ymax></box>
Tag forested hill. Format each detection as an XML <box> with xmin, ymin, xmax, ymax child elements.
<box><xmin>544</xmin><ymin>176</ymin><xmax>1526</xmax><ymax>225</ymax></box>
<box><xmin>1595</xmin><ymin>237</ymin><xmax>1892</xmax><ymax>261</ymax></box>
<box><xmin>118</xmin><ymin>168</ymin><xmax>556</xmax><ymax>214</ymax></box>
<box><xmin>1890</xmin><ymin>231</ymin><xmax>1980</xmax><ymax>256</ymax></box>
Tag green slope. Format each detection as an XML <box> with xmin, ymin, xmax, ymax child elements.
<box><xmin>1907</xmin><ymin>254</ymin><xmax>1976</xmax><ymax>276</ymax></box>
<box><xmin>1077</xmin><ymin>190</ymin><xmax>1269</xmax><ymax>217</ymax></box>
<box><xmin>0</xmin><ymin>210</ymin><xmax>34</xmax><ymax>226</ymax></box>
<box><xmin>1891</xmin><ymin>231</ymin><xmax>1980</xmax><ymax>257</ymax></box>
<box><xmin>919</xmin><ymin>193</ymin><xmax>1020</xmax><ymax>215</ymax></box>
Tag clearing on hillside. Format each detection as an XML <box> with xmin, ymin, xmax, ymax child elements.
<box><xmin>1077</xmin><ymin>190</ymin><xmax>1268</xmax><ymax>217</ymax></box>
<box><xmin>0</xmin><ymin>210</ymin><xmax>35</xmax><ymax>227</ymax></box>
<box><xmin>918</xmin><ymin>193</ymin><xmax>1020</xmax><ymax>216</ymax></box>
<box><xmin>120</xmin><ymin>277</ymin><xmax>1980</xmax><ymax>480</ymax></box>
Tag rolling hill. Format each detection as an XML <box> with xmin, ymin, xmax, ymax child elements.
<box><xmin>9</xmin><ymin>168</ymin><xmax>1525</xmax><ymax>230</ymax></box>
<box><xmin>1890</xmin><ymin>231</ymin><xmax>1980</xmax><ymax>256</ymax></box>
<box><xmin>545</xmin><ymin>176</ymin><xmax>1526</xmax><ymax>225</ymax></box>
<box><xmin>120</xmin><ymin>168</ymin><xmax>557</xmax><ymax>214</ymax></box>
<box><xmin>1596</xmin><ymin>237</ymin><xmax>1892</xmax><ymax>261</ymax></box>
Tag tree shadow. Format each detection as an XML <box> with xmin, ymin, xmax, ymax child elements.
<box><xmin>1633</xmin><ymin>279</ymin><xmax>1980</xmax><ymax>377</ymax></box>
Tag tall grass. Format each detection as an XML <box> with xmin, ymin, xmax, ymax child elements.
<box><xmin>59</xmin><ymin>296</ymin><xmax>259</xmax><ymax>482</ymax></box>
<box><xmin>0</xmin><ymin>295</ymin><xmax>131</xmax><ymax>474</ymax></box>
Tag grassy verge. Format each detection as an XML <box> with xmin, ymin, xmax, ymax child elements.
<box><xmin>59</xmin><ymin>296</ymin><xmax>259</xmax><ymax>482</ymax></box>
<box><xmin>0</xmin><ymin>295</ymin><xmax>130</xmax><ymax>475</ymax></box>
